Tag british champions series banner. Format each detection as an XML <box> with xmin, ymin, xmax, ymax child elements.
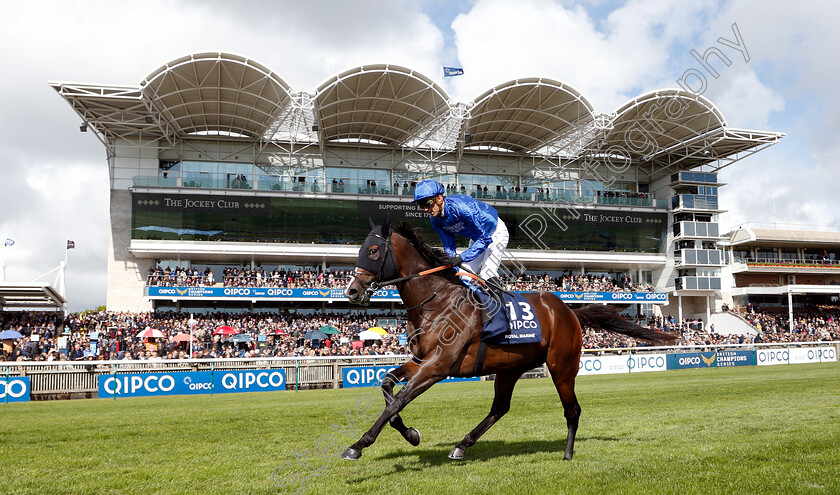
<box><xmin>668</xmin><ymin>352</ymin><xmax>719</xmax><ymax>369</ymax></box>
<box><xmin>147</xmin><ymin>286</ymin><xmax>668</xmax><ymax>303</ymax></box>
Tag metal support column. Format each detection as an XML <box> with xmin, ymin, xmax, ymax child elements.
<box><xmin>706</xmin><ymin>295</ymin><xmax>711</xmax><ymax>327</ymax></box>
<box><xmin>678</xmin><ymin>295</ymin><xmax>683</xmax><ymax>330</ymax></box>
<box><xmin>788</xmin><ymin>290</ymin><xmax>794</xmax><ymax>333</ymax></box>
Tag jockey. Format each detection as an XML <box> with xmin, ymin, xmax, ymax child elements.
<box><xmin>413</xmin><ymin>179</ymin><xmax>509</xmax><ymax>298</ymax></box>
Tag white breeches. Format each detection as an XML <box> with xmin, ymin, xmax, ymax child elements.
<box><xmin>461</xmin><ymin>219</ymin><xmax>509</xmax><ymax>280</ymax></box>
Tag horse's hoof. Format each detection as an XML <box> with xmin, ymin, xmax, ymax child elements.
<box><xmin>562</xmin><ymin>455</ymin><xmax>573</xmax><ymax>461</ymax></box>
<box><xmin>404</xmin><ymin>427</ymin><xmax>421</xmax><ymax>446</ymax></box>
<box><xmin>448</xmin><ymin>447</ymin><xmax>465</xmax><ymax>460</ymax></box>
<box><xmin>341</xmin><ymin>447</ymin><xmax>362</xmax><ymax>460</ymax></box>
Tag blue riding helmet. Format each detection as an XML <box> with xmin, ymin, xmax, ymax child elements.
<box><xmin>413</xmin><ymin>179</ymin><xmax>445</xmax><ymax>202</ymax></box>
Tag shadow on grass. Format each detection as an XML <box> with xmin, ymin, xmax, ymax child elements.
<box><xmin>346</xmin><ymin>436</ymin><xmax>621</xmax><ymax>484</ymax></box>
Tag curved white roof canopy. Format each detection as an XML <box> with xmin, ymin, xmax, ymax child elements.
<box><xmin>605</xmin><ymin>89</ymin><xmax>726</xmax><ymax>160</ymax></box>
<box><xmin>141</xmin><ymin>52</ymin><xmax>293</xmax><ymax>139</ymax></box>
<box><xmin>466</xmin><ymin>78</ymin><xmax>596</xmax><ymax>154</ymax></box>
<box><xmin>50</xmin><ymin>54</ymin><xmax>783</xmax><ymax>175</ymax></box>
<box><xmin>313</xmin><ymin>64</ymin><xmax>451</xmax><ymax>147</ymax></box>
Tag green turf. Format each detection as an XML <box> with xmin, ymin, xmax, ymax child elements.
<box><xmin>1</xmin><ymin>363</ymin><xmax>838</xmax><ymax>495</ymax></box>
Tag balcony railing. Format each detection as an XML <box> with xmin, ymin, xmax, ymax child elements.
<box><xmin>672</xmin><ymin>221</ymin><xmax>721</xmax><ymax>238</ymax></box>
<box><xmin>132</xmin><ymin>175</ymin><xmax>668</xmax><ymax>208</ymax></box>
<box><xmin>672</xmin><ymin>194</ymin><xmax>719</xmax><ymax>210</ymax></box>
<box><xmin>674</xmin><ymin>249</ymin><xmax>724</xmax><ymax>266</ymax></box>
<box><xmin>675</xmin><ymin>276</ymin><xmax>721</xmax><ymax>290</ymax></box>
<box><xmin>735</xmin><ymin>257</ymin><xmax>840</xmax><ymax>268</ymax></box>
<box><xmin>671</xmin><ymin>171</ymin><xmax>719</xmax><ymax>184</ymax></box>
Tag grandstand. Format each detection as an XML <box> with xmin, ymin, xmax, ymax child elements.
<box><xmin>50</xmin><ymin>52</ymin><xmax>785</xmax><ymax>323</ymax></box>
<box><xmin>719</xmin><ymin>222</ymin><xmax>840</xmax><ymax>330</ymax></box>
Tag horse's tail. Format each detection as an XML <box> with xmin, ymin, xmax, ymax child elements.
<box><xmin>572</xmin><ymin>304</ymin><xmax>678</xmax><ymax>345</ymax></box>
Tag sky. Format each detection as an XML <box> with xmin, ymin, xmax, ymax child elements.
<box><xmin>0</xmin><ymin>0</ymin><xmax>837</xmax><ymax>312</ymax></box>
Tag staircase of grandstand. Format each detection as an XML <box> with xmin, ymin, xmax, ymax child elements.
<box><xmin>708</xmin><ymin>311</ymin><xmax>759</xmax><ymax>335</ymax></box>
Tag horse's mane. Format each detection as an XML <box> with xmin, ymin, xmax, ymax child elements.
<box><xmin>391</xmin><ymin>221</ymin><xmax>461</xmax><ymax>283</ymax></box>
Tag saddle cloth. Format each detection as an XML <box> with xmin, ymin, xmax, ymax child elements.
<box><xmin>472</xmin><ymin>289</ymin><xmax>543</xmax><ymax>344</ymax></box>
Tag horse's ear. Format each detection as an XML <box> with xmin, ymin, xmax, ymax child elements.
<box><xmin>382</xmin><ymin>214</ymin><xmax>391</xmax><ymax>236</ymax></box>
<box><xmin>368</xmin><ymin>217</ymin><xmax>376</xmax><ymax>231</ymax></box>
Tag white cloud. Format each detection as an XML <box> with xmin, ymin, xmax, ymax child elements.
<box><xmin>449</xmin><ymin>0</ymin><xmax>715</xmax><ymax>109</ymax></box>
<box><xmin>705</xmin><ymin>69</ymin><xmax>785</xmax><ymax>128</ymax></box>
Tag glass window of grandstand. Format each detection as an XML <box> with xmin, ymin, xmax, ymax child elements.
<box><xmin>326</xmin><ymin>167</ymin><xmax>391</xmax><ymax>195</ymax></box>
<box><xmin>454</xmin><ymin>174</ymin><xmax>518</xmax><ymax>200</ymax></box>
<box><xmin>684</xmin><ymin>185</ymin><xmax>718</xmax><ymax>196</ymax></box>
<box><xmin>158</xmin><ymin>160</ymin><xmax>180</xmax><ymax>185</ymax></box>
<box><xmin>520</xmin><ymin>177</ymin><xmax>577</xmax><ymax>202</ymax></box>
<box><xmin>179</xmin><ymin>161</ymin><xmax>258</xmax><ymax>190</ymax></box>
<box><xmin>388</xmin><ymin>171</ymin><xmax>456</xmax><ymax>197</ymax></box>
<box><xmin>803</xmin><ymin>248</ymin><xmax>839</xmax><ymax>263</ymax></box>
<box><xmin>756</xmin><ymin>248</ymin><xmax>779</xmax><ymax>261</ymax></box>
<box><xmin>780</xmin><ymin>249</ymin><xmax>799</xmax><ymax>262</ymax></box>
<box><xmin>256</xmin><ymin>161</ymin><xmax>324</xmax><ymax>192</ymax></box>
<box><xmin>581</xmin><ymin>180</ymin><xmax>648</xmax><ymax>206</ymax></box>
<box><xmin>733</xmin><ymin>249</ymin><xmax>750</xmax><ymax>262</ymax></box>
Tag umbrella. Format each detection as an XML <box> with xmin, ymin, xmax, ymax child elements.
<box><xmin>136</xmin><ymin>328</ymin><xmax>166</xmax><ymax>339</ymax></box>
<box><xmin>274</xmin><ymin>329</ymin><xmax>287</xmax><ymax>335</ymax></box>
<box><xmin>230</xmin><ymin>334</ymin><xmax>253</xmax><ymax>343</ymax></box>
<box><xmin>303</xmin><ymin>330</ymin><xmax>328</xmax><ymax>340</ymax></box>
<box><xmin>358</xmin><ymin>330</ymin><xmax>383</xmax><ymax>341</ymax></box>
<box><xmin>351</xmin><ymin>340</ymin><xmax>364</xmax><ymax>349</ymax></box>
<box><xmin>319</xmin><ymin>325</ymin><xmax>340</xmax><ymax>335</ymax></box>
<box><xmin>0</xmin><ymin>330</ymin><xmax>24</xmax><ymax>339</ymax></box>
<box><xmin>367</xmin><ymin>326</ymin><xmax>388</xmax><ymax>335</ymax></box>
<box><xmin>171</xmin><ymin>333</ymin><xmax>197</xmax><ymax>342</ymax></box>
<box><xmin>213</xmin><ymin>325</ymin><xmax>239</xmax><ymax>335</ymax></box>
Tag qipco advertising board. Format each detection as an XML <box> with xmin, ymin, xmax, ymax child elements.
<box><xmin>98</xmin><ymin>369</ymin><xmax>286</xmax><ymax>398</ymax></box>
<box><xmin>341</xmin><ymin>366</ymin><xmax>479</xmax><ymax>388</ymax></box>
<box><xmin>0</xmin><ymin>377</ymin><xmax>31</xmax><ymax>403</ymax></box>
<box><xmin>756</xmin><ymin>347</ymin><xmax>837</xmax><ymax>366</ymax></box>
<box><xmin>577</xmin><ymin>354</ymin><xmax>668</xmax><ymax>376</ymax></box>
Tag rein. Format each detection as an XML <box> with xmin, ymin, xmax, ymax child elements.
<box><xmin>357</xmin><ymin>228</ymin><xmax>488</xmax><ymax>303</ymax></box>
<box><xmin>367</xmin><ymin>264</ymin><xmax>487</xmax><ymax>293</ymax></box>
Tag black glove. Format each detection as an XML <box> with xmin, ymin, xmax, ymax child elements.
<box><xmin>447</xmin><ymin>255</ymin><xmax>463</xmax><ymax>267</ymax></box>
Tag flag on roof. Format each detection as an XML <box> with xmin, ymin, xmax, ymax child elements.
<box><xmin>443</xmin><ymin>66</ymin><xmax>464</xmax><ymax>77</ymax></box>
<box><xmin>4</xmin><ymin>238</ymin><xmax>13</xmax><ymax>247</ymax></box>
<box><xmin>67</xmin><ymin>240</ymin><xmax>75</xmax><ymax>249</ymax></box>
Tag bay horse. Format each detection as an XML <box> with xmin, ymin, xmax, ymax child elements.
<box><xmin>342</xmin><ymin>218</ymin><xmax>677</xmax><ymax>461</ymax></box>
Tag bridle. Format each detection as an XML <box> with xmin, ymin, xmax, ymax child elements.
<box><xmin>354</xmin><ymin>229</ymin><xmax>400</xmax><ymax>295</ymax></box>
<box><xmin>352</xmin><ymin>224</ymin><xmax>486</xmax><ymax>316</ymax></box>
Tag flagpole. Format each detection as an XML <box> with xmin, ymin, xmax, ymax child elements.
<box><xmin>59</xmin><ymin>238</ymin><xmax>69</xmax><ymax>304</ymax></box>
<box><xmin>1</xmin><ymin>243</ymin><xmax>6</xmax><ymax>283</ymax></box>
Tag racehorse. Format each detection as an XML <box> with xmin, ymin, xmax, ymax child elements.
<box><xmin>342</xmin><ymin>218</ymin><xmax>677</xmax><ymax>461</ymax></box>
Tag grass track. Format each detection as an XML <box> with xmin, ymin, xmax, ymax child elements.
<box><xmin>1</xmin><ymin>363</ymin><xmax>838</xmax><ymax>494</ymax></box>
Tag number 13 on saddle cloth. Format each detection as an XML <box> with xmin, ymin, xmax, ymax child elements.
<box><xmin>471</xmin><ymin>290</ymin><xmax>543</xmax><ymax>344</ymax></box>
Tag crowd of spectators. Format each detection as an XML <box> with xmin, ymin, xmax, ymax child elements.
<box><xmin>504</xmin><ymin>273</ymin><xmax>655</xmax><ymax>293</ymax></box>
<box><xmin>146</xmin><ymin>266</ymin><xmax>214</xmax><ymax>287</ymax></box>
<box><xmin>146</xmin><ymin>266</ymin><xmax>655</xmax><ymax>293</ymax></box>
<box><xmin>222</xmin><ymin>267</ymin><xmax>355</xmax><ymax>289</ymax></box>
<box><xmin>581</xmin><ymin>307</ymin><xmax>840</xmax><ymax>350</ymax></box>
<box><xmin>2</xmin><ymin>304</ymin><xmax>837</xmax><ymax>363</ymax></box>
<box><xmin>0</xmin><ymin>310</ymin><xmax>408</xmax><ymax>362</ymax></box>
<box><xmin>730</xmin><ymin>304</ymin><xmax>840</xmax><ymax>342</ymax></box>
